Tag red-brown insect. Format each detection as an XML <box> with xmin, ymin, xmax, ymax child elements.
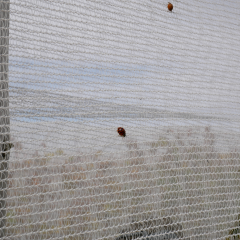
<box><xmin>117</xmin><ymin>127</ymin><xmax>126</xmax><ymax>137</ymax></box>
<box><xmin>168</xmin><ymin>2</ymin><xmax>173</xmax><ymax>11</ymax></box>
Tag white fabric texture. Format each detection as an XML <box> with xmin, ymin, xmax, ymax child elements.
<box><xmin>3</xmin><ymin>0</ymin><xmax>240</xmax><ymax>239</ymax></box>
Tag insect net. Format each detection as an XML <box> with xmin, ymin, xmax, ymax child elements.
<box><xmin>2</xmin><ymin>0</ymin><xmax>240</xmax><ymax>239</ymax></box>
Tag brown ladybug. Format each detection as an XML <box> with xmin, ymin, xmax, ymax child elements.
<box><xmin>168</xmin><ymin>2</ymin><xmax>173</xmax><ymax>11</ymax></box>
<box><xmin>117</xmin><ymin>127</ymin><xmax>126</xmax><ymax>137</ymax></box>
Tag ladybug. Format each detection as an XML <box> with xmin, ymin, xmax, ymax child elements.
<box><xmin>168</xmin><ymin>2</ymin><xmax>173</xmax><ymax>11</ymax></box>
<box><xmin>117</xmin><ymin>127</ymin><xmax>126</xmax><ymax>137</ymax></box>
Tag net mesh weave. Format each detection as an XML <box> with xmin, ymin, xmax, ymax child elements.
<box><xmin>2</xmin><ymin>0</ymin><xmax>240</xmax><ymax>239</ymax></box>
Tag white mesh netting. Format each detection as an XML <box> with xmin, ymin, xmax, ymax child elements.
<box><xmin>1</xmin><ymin>0</ymin><xmax>240</xmax><ymax>239</ymax></box>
